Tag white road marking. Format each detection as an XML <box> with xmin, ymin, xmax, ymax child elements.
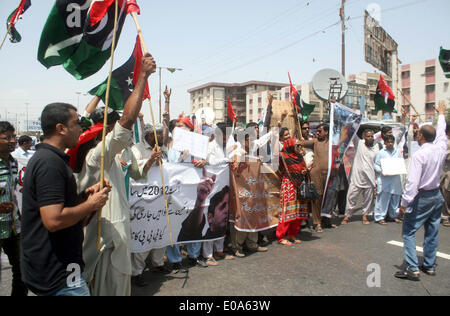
<box><xmin>387</xmin><ymin>240</ymin><xmax>450</xmax><ymax>260</ymax></box>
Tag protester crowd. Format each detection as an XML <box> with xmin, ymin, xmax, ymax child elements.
<box><xmin>1</xmin><ymin>55</ymin><xmax>450</xmax><ymax>296</ymax></box>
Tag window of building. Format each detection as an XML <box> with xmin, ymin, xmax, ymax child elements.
<box><xmin>426</xmin><ymin>85</ymin><xmax>435</xmax><ymax>93</ymax></box>
<box><xmin>425</xmin><ymin>66</ymin><xmax>435</xmax><ymax>76</ymax></box>
<box><xmin>401</xmin><ymin>71</ymin><xmax>410</xmax><ymax>79</ymax></box>
<box><xmin>425</xmin><ymin>103</ymin><xmax>435</xmax><ymax>111</ymax></box>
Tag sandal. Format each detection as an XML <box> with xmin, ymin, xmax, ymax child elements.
<box><xmin>420</xmin><ymin>266</ymin><xmax>436</xmax><ymax>276</ymax></box>
<box><xmin>376</xmin><ymin>220</ymin><xmax>387</xmax><ymax>225</ymax></box>
<box><xmin>288</xmin><ymin>239</ymin><xmax>302</xmax><ymax>244</ymax></box>
<box><xmin>394</xmin><ymin>269</ymin><xmax>420</xmax><ymax>281</ymax></box>
<box><xmin>278</xmin><ymin>239</ymin><xmax>293</xmax><ymax>246</ymax></box>
<box><xmin>442</xmin><ymin>220</ymin><xmax>450</xmax><ymax>227</ymax></box>
<box><xmin>341</xmin><ymin>218</ymin><xmax>349</xmax><ymax>225</ymax></box>
<box><xmin>206</xmin><ymin>257</ymin><xmax>219</xmax><ymax>266</ymax></box>
<box><xmin>362</xmin><ymin>216</ymin><xmax>370</xmax><ymax>225</ymax></box>
<box><xmin>315</xmin><ymin>225</ymin><xmax>323</xmax><ymax>233</ymax></box>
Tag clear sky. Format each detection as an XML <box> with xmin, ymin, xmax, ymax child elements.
<box><xmin>0</xmin><ymin>0</ymin><xmax>449</xmax><ymax>128</ymax></box>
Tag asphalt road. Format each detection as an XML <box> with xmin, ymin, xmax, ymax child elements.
<box><xmin>2</xmin><ymin>215</ymin><xmax>450</xmax><ymax>296</ymax></box>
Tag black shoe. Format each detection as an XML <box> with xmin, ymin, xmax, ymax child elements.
<box><xmin>419</xmin><ymin>265</ymin><xmax>436</xmax><ymax>276</ymax></box>
<box><xmin>135</xmin><ymin>274</ymin><xmax>149</xmax><ymax>287</ymax></box>
<box><xmin>190</xmin><ymin>258</ymin><xmax>208</xmax><ymax>268</ymax></box>
<box><xmin>172</xmin><ymin>262</ymin><xmax>188</xmax><ymax>273</ymax></box>
<box><xmin>394</xmin><ymin>269</ymin><xmax>420</xmax><ymax>281</ymax></box>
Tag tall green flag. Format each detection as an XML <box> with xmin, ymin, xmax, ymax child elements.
<box><xmin>37</xmin><ymin>0</ymin><xmax>140</xmax><ymax>80</ymax></box>
<box><xmin>440</xmin><ymin>47</ymin><xmax>450</xmax><ymax>79</ymax></box>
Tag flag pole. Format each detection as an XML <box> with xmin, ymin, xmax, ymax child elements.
<box><xmin>0</xmin><ymin>25</ymin><xmax>12</xmax><ymax>51</ymax></box>
<box><xmin>97</xmin><ymin>0</ymin><xmax>119</xmax><ymax>251</ymax></box>
<box><xmin>397</xmin><ymin>88</ymin><xmax>421</xmax><ymax>119</ymax></box>
<box><xmin>131</xmin><ymin>12</ymin><xmax>174</xmax><ymax>247</ymax></box>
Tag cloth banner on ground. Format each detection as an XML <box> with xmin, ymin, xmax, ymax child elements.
<box><xmin>322</xmin><ymin>103</ymin><xmax>362</xmax><ymax>217</ymax></box>
<box><xmin>229</xmin><ymin>159</ymin><xmax>281</xmax><ymax>232</ymax></box>
<box><xmin>130</xmin><ymin>163</ymin><xmax>229</xmax><ymax>253</ymax></box>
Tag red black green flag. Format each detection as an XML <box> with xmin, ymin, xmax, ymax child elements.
<box><xmin>37</xmin><ymin>0</ymin><xmax>140</xmax><ymax>80</ymax></box>
<box><xmin>6</xmin><ymin>0</ymin><xmax>31</xmax><ymax>43</ymax></box>
<box><xmin>88</xmin><ymin>36</ymin><xmax>149</xmax><ymax>110</ymax></box>
<box><xmin>374</xmin><ymin>74</ymin><xmax>397</xmax><ymax>113</ymax></box>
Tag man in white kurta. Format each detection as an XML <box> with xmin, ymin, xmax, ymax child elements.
<box><xmin>342</xmin><ymin>129</ymin><xmax>379</xmax><ymax>224</ymax></box>
<box><xmin>76</xmin><ymin>53</ymin><xmax>156</xmax><ymax>296</ymax></box>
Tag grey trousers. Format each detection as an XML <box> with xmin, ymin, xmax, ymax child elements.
<box><xmin>345</xmin><ymin>185</ymin><xmax>375</xmax><ymax>218</ymax></box>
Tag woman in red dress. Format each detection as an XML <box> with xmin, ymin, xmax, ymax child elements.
<box><xmin>277</xmin><ymin>138</ymin><xmax>309</xmax><ymax>246</ymax></box>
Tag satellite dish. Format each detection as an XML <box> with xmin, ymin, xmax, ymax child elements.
<box><xmin>195</xmin><ymin>107</ymin><xmax>215</xmax><ymax>125</ymax></box>
<box><xmin>312</xmin><ymin>68</ymin><xmax>348</xmax><ymax>102</ymax></box>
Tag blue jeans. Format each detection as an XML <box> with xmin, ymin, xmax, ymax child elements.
<box><xmin>51</xmin><ymin>277</ymin><xmax>90</xmax><ymax>296</ymax></box>
<box><xmin>374</xmin><ymin>192</ymin><xmax>401</xmax><ymax>222</ymax></box>
<box><xmin>166</xmin><ymin>242</ymin><xmax>202</xmax><ymax>263</ymax></box>
<box><xmin>402</xmin><ymin>189</ymin><xmax>444</xmax><ymax>271</ymax></box>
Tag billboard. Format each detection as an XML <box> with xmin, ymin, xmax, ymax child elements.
<box><xmin>364</xmin><ymin>10</ymin><xmax>398</xmax><ymax>77</ymax></box>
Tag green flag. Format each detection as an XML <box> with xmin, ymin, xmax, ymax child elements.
<box><xmin>37</xmin><ymin>0</ymin><xmax>140</xmax><ymax>80</ymax></box>
<box><xmin>301</xmin><ymin>99</ymin><xmax>315</xmax><ymax>121</ymax></box>
<box><xmin>440</xmin><ymin>47</ymin><xmax>450</xmax><ymax>79</ymax></box>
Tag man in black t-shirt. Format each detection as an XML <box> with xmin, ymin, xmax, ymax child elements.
<box><xmin>21</xmin><ymin>103</ymin><xmax>111</xmax><ymax>296</ymax></box>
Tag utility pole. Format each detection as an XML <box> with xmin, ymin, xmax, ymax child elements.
<box><xmin>26</xmin><ymin>102</ymin><xmax>29</xmax><ymax>133</ymax></box>
<box><xmin>340</xmin><ymin>0</ymin><xmax>346</xmax><ymax>77</ymax></box>
<box><xmin>157</xmin><ymin>66</ymin><xmax>183</xmax><ymax>123</ymax></box>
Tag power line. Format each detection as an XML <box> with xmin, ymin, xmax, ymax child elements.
<box><xmin>176</xmin><ymin>0</ymin><xmax>431</xmax><ymax>90</ymax></box>
<box><xmin>175</xmin><ymin>20</ymin><xmax>341</xmax><ymax>89</ymax></box>
<box><xmin>186</xmin><ymin>0</ymin><xmax>315</xmax><ymax>67</ymax></box>
<box><xmin>177</xmin><ymin>2</ymin><xmax>343</xmax><ymax>86</ymax></box>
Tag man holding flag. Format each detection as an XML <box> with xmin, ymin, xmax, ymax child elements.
<box><xmin>75</xmin><ymin>52</ymin><xmax>157</xmax><ymax>296</ymax></box>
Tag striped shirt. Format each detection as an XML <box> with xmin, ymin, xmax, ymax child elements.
<box><xmin>0</xmin><ymin>155</ymin><xmax>18</xmax><ymax>239</ymax></box>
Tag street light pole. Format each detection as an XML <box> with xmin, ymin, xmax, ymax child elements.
<box><xmin>26</xmin><ymin>102</ymin><xmax>29</xmax><ymax>133</ymax></box>
<box><xmin>157</xmin><ymin>66</ymin><xmax>183</xmax><ymax>123</ymax></box>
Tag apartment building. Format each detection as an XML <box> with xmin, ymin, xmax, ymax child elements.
<box><xmin>400</xmin><ymin>58</ymin><xmax>450</xmax><ymax>120</ymax></box>
<box><xmin>188</xmin><ymin>81</ymin><xmax>287</xmax><ymax>124</ymax></box>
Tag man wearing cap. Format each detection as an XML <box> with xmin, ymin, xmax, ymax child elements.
<box><xmin>74</xmin><ymin>53</ymin><xmax>158</xmax><ymax>295</ymax></box>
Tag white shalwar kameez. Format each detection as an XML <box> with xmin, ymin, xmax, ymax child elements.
<box><xmin>345</xmin><ymin>137</ymin><xmax>379</xmax><ymax>218</ymax></box>
<box><xmin>76</xmin><ymin>122</ymin><xmax>147</xmax><ymax>296</ymax></box>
